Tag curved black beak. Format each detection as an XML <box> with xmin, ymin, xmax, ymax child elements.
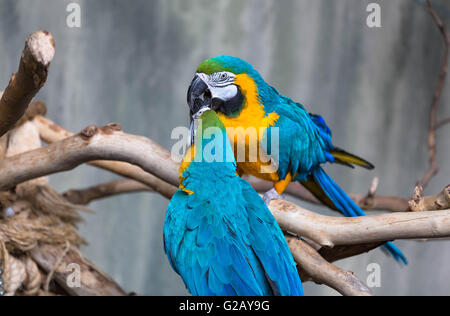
<box><xmin>187</xmin><ymin>75</ymin><xmax>211</xmax><ymax>117</ymax></box>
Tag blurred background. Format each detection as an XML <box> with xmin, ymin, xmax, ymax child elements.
<box><xmin>0</xmin><ymin>0</ymin><xmax>449</xmax><ymax>295</ymax></box>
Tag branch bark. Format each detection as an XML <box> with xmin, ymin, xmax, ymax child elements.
<box><xmin>270</xmin><ymin>199</ymin><xmax>450</xmax><ymax>247</ymax></box>
<box><xmin>409</xmin><ymin>185</ymin><xmax>450</xmax><ymax>212</ymax></box>
<box><xmin>0</xmin><ymin>123</ymin><xmax>180</xmax><ymax>192</ymax></box>
<box><xmin>33</xmin><ymin>116</ymin><xmax>177</xmax><ymax>199</ymax></box>
<box><xmin>286</xmin><ymin>236</ymin><xmax>374</xmax><ymax>296</ymax></box>
<box><xmin>12</xmin><ymin>100</ymin><xmax>47</xmax><ymax>129</ymax></box>
<box><xmin>5</xmin><ymin>121</ymin><xmax>49</xmax><ymax>192</ymax></box>
<box><xmin>435</xmin><ymin>117</ymin><xmax>450</xmax><ymax>130</ymax></box>
<box><xmin>317</xmin><ymin>242</ymin><xmax>384</xmax><ymax>264</ymax></box>
<box><xmin>0</xmin><ymin>31</ymin><xmax>54</xmax><ymax>137</ymax></box>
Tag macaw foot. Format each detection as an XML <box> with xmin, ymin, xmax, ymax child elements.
<box><xmin>263</xmin><ymin>188</ymin><xmax>285</xmax><ymax>205</ymax></box>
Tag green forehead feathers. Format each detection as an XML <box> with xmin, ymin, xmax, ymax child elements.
<box><xmin>196</xmin><ymin>56</ymin><xmax>255</xmax><ymax>76</ymax></box>
<box><xmin>197</xmin><ymin>59</ymin><xmax>232</xmax><ymax>75</ymax></box>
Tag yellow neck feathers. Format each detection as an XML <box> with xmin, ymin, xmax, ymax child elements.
<box><xmin>217</xmin><ymin>74</ymin><xmax>279</xmax><ymax>129</ymax></box>
<box><xmin>178</xmin><ymin>145</ymin><xmax>196</xmax><ymax>194</ymax></box>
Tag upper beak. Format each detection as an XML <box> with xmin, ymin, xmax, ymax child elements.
<box><xmin>187</xmin><ymin>74</ymin><xmax>211</xmax><ymax>117</ymax></box>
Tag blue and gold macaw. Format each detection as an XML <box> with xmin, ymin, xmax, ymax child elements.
<box><xmin>164</xmin><ymin>109</ymin><xmax>304</xmax><ymax>296</ymax></box>
<box><xmin>187</xmin><ymin>56</ymin><xmax>407</xmax><ymax>264</ymax></box>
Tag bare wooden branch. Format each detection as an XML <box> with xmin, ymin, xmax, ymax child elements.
<box><xmin>317</xmin><ymin>242</ymin><xmax>384</xmax><ymax>264</ymax></box>
<box><xmin>409</xmin><ymin>185</ymin><xmax>450</xmax><ymax>212</ymax></box>
<box><xmin>286</xmin><ymin>236</ymin><xmax>374</xmax><ymax>296</ymax></box>
<box><xmin>64</xmin><ymin>175</ymin><xmax>410</xmax><ymax>212</ymax></box>
<box><xmin>1</xmin><ymin>121</ymin><xmax>123</xmax><ymax>296</ymax></box>
<box><xmin>33</xmin><ymin>116</ymin><xmax>177</xmax><ymax>199</ymax></box>
<box><xmin>0</xmin><ymin>91</ymin><xmax>5</xmax><ymax>160</ymax></box>
<box><xmin>417</xmin><ymin>1</ymin><xmax>450</xmax><ymax>188</ymax></box>
<box><xmin>435</xmin><ymin>117</ymin><xmax>450</xmax><ymax>130</ymax></box>
<box><xmin>349</xmin><ymin>192</ymin><xmax>409</xmax><ymax>212</ymax></box>
<box><xmin>13</xmin><ymin>100</ymin><xmax>47</xmax><ymax>129</ymax></box>
<box><xmin>270</xmin><ymin>199</ymin><xmax>450</xmax><ymax>247</ymax></box>
<box><xmin>0</xmin><ymin>136</ymin><xmax>7</xmax><ymax>161</ymax></box>
<box><xmin>0</xmin><ymin>31</ymin><xmax>54</xmax><ymax>137</ymax></box>
<box><xmin>30</xmin><ymin>244</ymin><xmax>127</xmax><ymax>296</ymax></box>
<box><xmin>5</xmin><ymin>121</ymin><xmax>49</xmax><ymax>191</ymax></box>
<box><xmin>0</xmin><ymin>124</ymin><xmax>180</xmax><ymax>192</ymax></box>
<box><xmin>64</xmin><ymin>179</ymin><xmax>151</xmax><ymax>205</ymax></box>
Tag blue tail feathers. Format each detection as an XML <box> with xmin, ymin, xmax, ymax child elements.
<box><xmin>312</xmin><ymin>167</ymin><xmax>407</xmax><ymax>265</ymax></box>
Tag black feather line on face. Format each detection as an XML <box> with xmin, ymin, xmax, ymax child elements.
<box><xmin>212</xmin><ymin>86</ymin><xmax>244</xmax><ymax>117</ymax></box>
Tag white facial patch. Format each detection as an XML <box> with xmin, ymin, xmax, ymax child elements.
<box><xmin>209</xmin><ymin>84</ymin><xmax>238</xmax><ymax>101</ymax></box>
<box><xmin>197</xmin><ymin>72</ymin><xmax>238</xmax><ymax>101</ymax></box>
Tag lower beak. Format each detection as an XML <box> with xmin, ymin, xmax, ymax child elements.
<box><xmin>189</xmin><ymin>119</ymin><xmax>195</xmax><ymax>147</ymax></box>
<box><xmin>189</xmin><ymin>106</ymin><xmax>211</xmax><ymax>146</ymax></box>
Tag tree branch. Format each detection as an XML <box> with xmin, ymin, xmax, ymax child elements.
<box><xmin>0</xmin><ymin>31</ymin><xmax>54</xmax><ymax>137</ymax></box>
<box><xmin>33</xmin><ymin>116</ymin><xmax>177</xmax><ymax>199</ymax></box>
<box><xmin>317</xmin><ymin>242</ymin><xmax>384</xmax><ymax>264</ymax></box>
<box><xmin>286</xmin><ymin>236</ymin><xmax>374</xmax><ymax>296</ymax></box>
<box><xmin>0</xmin><ymin>124</ymin><xmax>180</xmax><ymax>192</ymax></box>
<box><xmin>64</xmin><ymin>179</ymin><xmax>151</xmax><ymax>205</ymax></box>
<box><xmin>12</xmin><ymin>100</ymin><xmax>47</xmax><ymax>130</ymax></box>
<box><xmin>270</xmin><ymin>199</ymin><xmax>450</xmax><ymax>247</ymax></box>
<box><xmin>0</xmin><ymin>121</ymin><xmax>123</xmax><ymax>296</ymax></box>
<box><xmin>417</xmin><ymin>1</ymin><xmax>450</xmax><ymax>188</ymax></box>
<box><xmin>409</xmin><ymin>185</ymin><xmax>450</xmax><ymax>212</ymax></box>
<box><xmin>435</xmin><ymin>117</ymin><xmax>450</xmax><ymax>130</ymax></box>
<box><xmin>30</xmin><ymin>244</ymin><xmax>127</xmax><ymax>296</ymax></box>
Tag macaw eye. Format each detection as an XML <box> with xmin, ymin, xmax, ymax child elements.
<box><xmin>220</xmin><ymin>73</ymin><xmax>228</xmax><ymax>80</ymax></box>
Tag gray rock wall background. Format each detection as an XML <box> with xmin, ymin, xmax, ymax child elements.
<box><xmin>0</xmin><ymin>0</ymin><xmax>449</xmax><ymax>295</ymax></box>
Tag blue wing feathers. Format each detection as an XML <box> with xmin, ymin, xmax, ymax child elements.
<box><xmin>241</xmin><ymin>180</ymin><xmax>304</xmax><ymax>296</ymax></box>
<box><xmin>263</xmin><ymin>94</ymin><xmax>407</xmax><ymax>265</ymax></box>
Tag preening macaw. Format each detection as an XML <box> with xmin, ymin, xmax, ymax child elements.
<box><xmin>163</xmin><ymin>109</ymin><xmax>304</xmax><ymax>296</ymax></box>
<box><xmin>187</xmin><ymin>56</ymin><xmax>407</xmax><ymax>264</ymax></box>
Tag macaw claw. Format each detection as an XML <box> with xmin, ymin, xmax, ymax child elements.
<box><xmin>263</xmin><ymin>188</ymin><xmax>285</xmax><ymax>205</ymax></box>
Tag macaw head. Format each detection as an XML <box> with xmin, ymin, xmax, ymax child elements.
<box><xmin>187</xmin><ymin>56</ymin><xmax>266</xmax><ymax>120</ymax></box>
